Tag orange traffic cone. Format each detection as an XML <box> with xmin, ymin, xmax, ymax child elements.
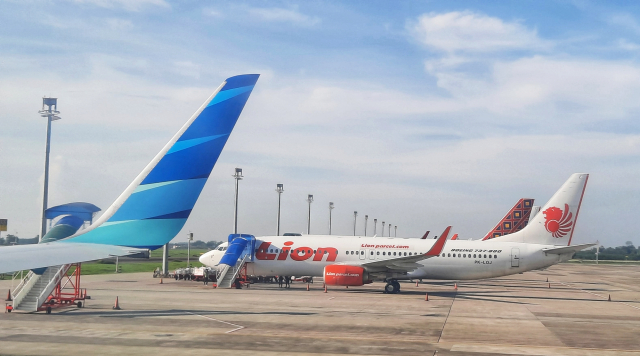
<box><xmin>425</xmin><ymin>292</ymin><xmax>429</xmax><ymax>301</ymax></box>
<box><xmin>546</xmin><ymin>277</ymin><xmax>548</xmax><ymax>282</ymax></box>
<box><xmin>608</xmin><ymin>294</ymin><xmax>611</xmax><ymax>301</ymax></box>
<box><xmin>324</xmin><ymin>285</ymin><xmax>327</xmax><ymax>293</ymax></box>
<box><xmin>160</xmin><ymin>278</ymin><xmax>163</xmax><ymax>284</ymax></box>
<box><xmin>548</xmin><ymin>283</ymin><xmax>551</xmax><ymax>289</ymax></box>
<box><xmin>306</xmin><ymin>283</ymin><xmax>310</xmax><ymax>291</ymax></box>
<box><xmin>346</xmin><ymin>286</ymin><xmax>348</xmax><ymax>289</ymax></box>
<box><xmin>454</xmin><ymin>283</ymin><xmax>458</xmax><ymax>290</ymax></box>
<box><xmin>113</xmin><ymin>296</ymin><xmax>121</xmax><ymax>310</ymax></box>
<box><xmin>5</xmin><ymin>290</ymin><xmax>11</xmax><ymax>302</ymax></box>
<box><xmin>416</xmin><ymin>281</ymin><xmax>419</xmax><ymax>287</ymax></box>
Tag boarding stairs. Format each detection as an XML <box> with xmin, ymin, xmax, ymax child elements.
<box><xmin>216</xmin><ymin>254</ymin><xmax>251</xmax><ymax>288</ymax></box>
<box><xmin>11</xmin><ymin>264</ymin><xmax>70</xmax><ymax>312</ymax></box>
<box><xmin>215</xmin><ymin>234</ymin><xmax>256</xmax><ymax>288</ymax></box>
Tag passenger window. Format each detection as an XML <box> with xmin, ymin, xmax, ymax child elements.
<box><xmin>377</xmin><ymin>251</ymin><xmax>380</xmax><ymax>255</ymax></box>
<box><xmin>393</xmin><ymin>252</ymin><xmax>397</xmax><ymax>256</ymax></box>
<box><xmin>488</xmin><ymin>255</ymin><xmax>492</xmax><ymax>258</ymax></box>
<box><xmin>484</xmin><ymin>254</ymin><xmax>486</xmax><ymax>258</ymax></box>
<box><xmin>473</xmin><ymin>254</ymin><xmax>476</xmax><ymax>258</ymax></box>
<box><xmin>382</xmin><ymin>252</ymin><xmax>385</xmax><ymax>256</ymax></box>
<box><xmin>463</xmin><ymin>254</ymin><xmax>466</xmax><ymax>258</ymax></box>
<box><xmin>447</xmin><ymin>253</ymin><xmax>450</xmax><ymax>257</ymax></box>
<box><xmin>494</xmin><ymin>255</ymin><xmax>497</xmax><ymax>259</ymax></box>
<box><xmin>404</xmin><ymin>252</ymin><xmax>407</xmax><ymax>256</ymax></box>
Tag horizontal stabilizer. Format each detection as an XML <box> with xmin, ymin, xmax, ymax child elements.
<box><xmin>542</xmin><ymin>243</ymin><xmax>597</xmax><ymax>255</ymax></box>
<box><xmin>0</xmin><ymin>243</ymin><xmax>146</xmax><ymax>274</ymax></box>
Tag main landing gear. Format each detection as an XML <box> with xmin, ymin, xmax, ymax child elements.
<box><xmin>384</xmin><ymin>280</ymin><xmax>400</xmax><ymax>294</ymax></box>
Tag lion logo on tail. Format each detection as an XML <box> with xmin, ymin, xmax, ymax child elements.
<box><xmin>542</xmin><ymin>204</ymin><xmax>573</xmax><ymax>238</ymax></box>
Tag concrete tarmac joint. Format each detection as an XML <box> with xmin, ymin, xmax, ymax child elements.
<box><xmin>1</xmin><ymin>264</ymin><xmax>640</xmax><ymax>356</ymax></box>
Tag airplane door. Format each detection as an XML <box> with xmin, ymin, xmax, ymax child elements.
<box><xmin>511</xmin><ymin>248</ymin><xmax>520</xmax><ymax>267</ymax></box>
<box><xmin>368</xmin><ymin>249</ymin><xmax>375</xmax><ymax>260</ymax></box>
<box><xmin>359</xmin><ymin>249</ymin><xmax>366</xmax><ymax>260</ymax></box>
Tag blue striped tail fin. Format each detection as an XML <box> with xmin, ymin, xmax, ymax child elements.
<box><xmin>64</xmin><ymin>74</ymin><xmax>259</xmax><ymax>249</ymax></box>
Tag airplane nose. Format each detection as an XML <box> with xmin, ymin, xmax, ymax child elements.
<box><xmin>199</xmin><ymin>253</ymin><xmax>207</xmax><ymax>265</ymax></box>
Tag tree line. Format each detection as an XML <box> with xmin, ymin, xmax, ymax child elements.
<box><xmin>574</xmin><ymin>241</ymin><xmax>639</xmax><ymax>261</ymax></box>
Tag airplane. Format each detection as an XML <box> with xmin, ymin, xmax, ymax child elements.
<box><xmin>200</xmin><ymin>173</ymin><xmax>595</xmax><ymax>294</ymax></box>
<box><xmin>0</xmin><ymin>74</ymin><xmax>260</xmax><ymax>274</ymax></box>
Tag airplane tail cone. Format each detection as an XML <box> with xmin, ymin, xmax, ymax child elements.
<box><xmin>5</xmin><ymin>290</ymin><xmax>11</xmax><ymax>302</ymax></box>
<box><xmin>113</xmin><ymin>296</ymin><xmax>121</xmax><ymax>310</ymax></box>
<box><xmin>425</xmin><ymin>292</ymin><xmax>429</xmax><ymax>301</ymax></box>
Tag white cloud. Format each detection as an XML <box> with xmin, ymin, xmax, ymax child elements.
<box><xmin>410</xmin><ymin>11</ymin><xmax>546</xmax><ymax>53</ymax></box>
<box><xmin>608</xmin><ymin>13</ymin><xmax>640</xmax><ymax>34</ymax></box>
<box><xmin>247</xmin><ymin>6</ymin><xmax>320</xmax><ymax>26</ymax></box>
<box><xmin>616</xmin><ymin>38</ymin><xmax>640</xmax><ymax>51</ymax></box>
<box><xmin>69</xmin><ymin>0</ymin><xmax>170</xmax><ymax>12</ymax></box>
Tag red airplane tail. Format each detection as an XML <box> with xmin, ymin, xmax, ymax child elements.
<box><xmin>481</xmin><ymin>198</ymin><xmax>534</xmax><ymax>241</ymax></box>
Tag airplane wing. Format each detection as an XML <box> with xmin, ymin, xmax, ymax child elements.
<box><xmin>354</xmin><ymin>226</ymin><xmax>450</xmax><ymax>274</ymax></box>
<box><xmin>0</xmin><ymin>74</ymin><xmax>259</xmax><ymax>274</ymax></box>
<box><xmin>541</xmin><ymin>243</ymin><xmax>597</xmax><ymax>255</ymax></box>
<box><xmin>0</xmin><ymin>243</ymin><xmax>146</xmax><ymax>274</ymax></box>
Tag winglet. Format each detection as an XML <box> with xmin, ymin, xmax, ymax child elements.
<box><xmin>426</xmin><ymin>226</ymin><xmax>451</xmax><ymax>256</ymax></box>
<box><xmin>451</xmin><ymin>233</ymin><xmax>458</xmax><ymax>240</ymax></box>
<box><xmin>420</xmin><ymin>231</ymin><xmax>430</xmax><ymax>240</ymax></box>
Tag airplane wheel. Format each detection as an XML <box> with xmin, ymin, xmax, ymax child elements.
<box><xmin>384</xmin><ymin>283</ymin><xmax>396</xmax><ymax>294</ymax></box>
<box><xmin>392</xmin><ymin>281</ymin><xmax>401</xmax><ymax>293</ymax></box>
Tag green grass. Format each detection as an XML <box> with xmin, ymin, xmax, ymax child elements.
<box><xmin>149</xmin><ymin>248</ymin><xmax>208</xmax><ymax>259</ymax></box>
<box><xmin>79</xmin><ymin>260</ymin><xmax>205</xmax><ymax>275</ymax></box>
<box><xmin>567</xmin><ymin>259</ymin><xmax>640</xmax><ymax>265</ymax></box>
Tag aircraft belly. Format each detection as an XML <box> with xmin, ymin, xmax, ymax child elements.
<box><xmin>251</xmin><ymin>260</ymin><xmax>324</xmax><ymax>277</ymax></box>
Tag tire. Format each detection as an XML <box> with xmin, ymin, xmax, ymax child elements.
<box><xmin>384</xmin><ymin>283</ymin><xmax>395</xmax><ymax>294</ymax></box>
<box><xmin>392</xmin><ymin>281</ymin><xmax>400</xmax><ymax>294</ymax></box>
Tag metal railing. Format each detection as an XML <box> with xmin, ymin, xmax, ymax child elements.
<box><xmin>11</xmin><ymin>271</ymin><xmax>37</xmax><ymax>306</ymax></box>
<box><xmin>35</xmin><ymin>265</ymin><xmax>70</xmax><ymax>310</ymax></box>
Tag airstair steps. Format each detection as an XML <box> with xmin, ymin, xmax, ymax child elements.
<box><xmin>216</xmin><ymin>254</ymin><xmax>249</xmax><ymax>288</ymax></box>
<box><xmin>12</xmin><ymin>265</ymin><xmax>70</xmax><ymax>312</ymax></box>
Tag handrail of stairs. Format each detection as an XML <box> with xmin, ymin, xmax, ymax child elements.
<box><xmin>11</xmin><ymin>271</ymin><xmax>36</xmax><ymax>303</ymax></box>
<box><xmin>35</xmin><ymin>265</ymin><xmax>70</xmax><ymax>310</ymax></box>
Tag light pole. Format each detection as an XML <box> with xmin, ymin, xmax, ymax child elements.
<box><xmin>364</xmin><ymin>215</ymin><xmax>368</xmax><ymax>236</ymax></box>
<box><xmin>233</xmin><ymin>168</ymin><xmax>243</xmax><ymax>234</ymax></box>
<box><xmin>388</xmin><ymin>223</ymin><xmax>392</xmax><ymax>237</ymax></box>
<box><xmin>373</xmin><ymin>219</ymin><xmax>377</xmax><ymax>236</ymax></box>
<box><xmin>187</xmin><ymin>232</ymin><xmax>193</xmax><ymax>267</ymax></box>
<box><xmin>276</xmin><ymin>184</ymin><xmax>284</xmax><ymax>236</ymax></box>
<box><xmin>38</xmin><ymin>97</ymin><xmax>61</xmax><ymax>242</ymax></box>
<box><xmin>381</xmin><ymin>221</ymin><xmax>385</xmax><ymax>237</ymax></box>
<box><xmin>394</xmin><ymin>225</ymin><xmax>397</xmax><ymax>237</ymax></box>
<box><xmin>329</xmin><ymin>202</ymin><xmax>334</xmax><ymax>235</ymax></box>
<box><xmin>307</xmin><ymin>194</ymin><xmax>314</xmax><ymax>234</ymax></box>
<box><xmin>353</xmin><ymin>211</ymin><xmax>358</xmax><ymax>236</ymax></box>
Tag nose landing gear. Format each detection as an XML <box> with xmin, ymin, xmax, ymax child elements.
<box><xmin>384</xmin><ymin>280</ymin><xmax>400</xmax><ymax>294</ymax></box>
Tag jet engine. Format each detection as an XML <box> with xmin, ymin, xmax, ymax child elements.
<box><xmin>323</xmin><ymin>265</ymin><xmax>371</xmax><ymax>286</ymax></box>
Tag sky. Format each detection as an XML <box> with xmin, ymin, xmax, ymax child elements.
<box><xmin>1</xmin><ymin>0</ymin><xmax>639</xmax><ymax>247</ymax></box>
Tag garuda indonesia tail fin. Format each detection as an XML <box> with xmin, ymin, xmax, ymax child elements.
<box><xmin>65</xmin><ymin>74</ymin><xmax>260</xmax><ymax>249</ymax></box>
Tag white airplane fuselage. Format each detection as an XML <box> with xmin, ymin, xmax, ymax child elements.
<box><xmin>200</xmin><ymin>235</ymin><xmax>570</xmax><ymax>281</ymax></box>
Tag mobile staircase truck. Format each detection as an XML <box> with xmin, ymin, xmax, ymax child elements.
<box><xmin>216</xmin><ymin>234</ymin><xmax>256</xmax><ymax>288</ymax></box>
